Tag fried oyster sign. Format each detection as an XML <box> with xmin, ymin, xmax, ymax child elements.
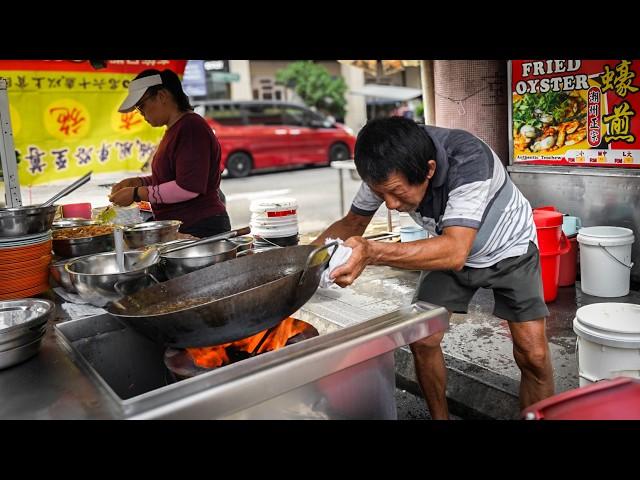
<box><xmin>511</xmin><ymin>60</ymin><xmax>640</xmax><ymax>168</ymax></box>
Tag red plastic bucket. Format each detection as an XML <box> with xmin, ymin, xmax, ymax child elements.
<box><xmin>558</xmin><ymin>235</ymin><xmax>578</xmax><ymax>286</ymax></box>
<box><xmin>533</xmin><ymin>208</ymin><xmax>570</xmax><ymax>302</ymax></box>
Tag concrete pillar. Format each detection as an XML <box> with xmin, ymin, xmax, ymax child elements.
<box><xmin>229</xmin><ymin>60</ymin><xmax>253</xmax><ymax>100</ymax></box>
<box><xmin>340</xmin><ymin>63</ymin><xmax>367</xmax><ymax>134</ymax></box>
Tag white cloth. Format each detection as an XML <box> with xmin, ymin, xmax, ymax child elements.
<box><xmin>319</xmin><ymin>238</ymin><xmax>353</xmax><ymax>288</ymax></box>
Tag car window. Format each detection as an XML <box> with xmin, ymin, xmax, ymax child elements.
<box><xmin>205</xmin><ymin>104</ymin><xmax>245</xmax><ymax>126</ymax></box>
<box><xmin>282</xmin><ymin>107</ymin><xmax>306</xmax><ymax>126</ymax></box>
<box><xmin>246</xmin><ymin>104</ymin><xmax>284</xmax><ymax>126</ymax></box>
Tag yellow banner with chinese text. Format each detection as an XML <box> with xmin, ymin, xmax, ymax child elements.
<box><xmin>2</xmin><ymin>66</ymin><xmax>173</xmax><ymax>185</ymax></box>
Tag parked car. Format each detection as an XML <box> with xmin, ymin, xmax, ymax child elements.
<box><xmin>193</xmin><ymin>100</ymin><xmax>356</xmax><ymax>178</ymax></box>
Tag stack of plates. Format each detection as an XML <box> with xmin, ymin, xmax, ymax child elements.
<box><xmin>0</xmin><ymin>232</ymin><xmax>52</xmax><ymax>300</ymax></box>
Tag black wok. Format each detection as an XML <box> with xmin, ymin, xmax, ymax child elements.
<box><xmin>106</xmin><ymin>242</ymin><xmax>337</xmax><ymax>348</ymax></box>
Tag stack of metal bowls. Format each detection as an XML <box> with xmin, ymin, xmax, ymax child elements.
<box><xmin>123</xmin><ymin>220</ymin><xmax>181</xmax><ymax>249</ymax></box>
<box><xmin>52</xmin><ymin>218</ymin><xmax>100</xmax><ymax>229</ymax></box>
<box><xmin>0</xmin><ymin>298</ymin><xmax>54</xmax><ymax>370</ymax></box>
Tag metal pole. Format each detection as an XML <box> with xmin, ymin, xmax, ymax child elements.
<box><xmin>338</xmin><ymin>167</ymin><xmax>345</xmax><ymax>216</ymax></box>
<box><xmin>0</xmin><ymin>78</ymin><xmax>22</xmax><ymax>207</ymax></box>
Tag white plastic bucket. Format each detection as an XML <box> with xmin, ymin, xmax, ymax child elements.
<box><xmin>573</xmin><ymin>303</ymin><xmax>640</xmax><ymax>386</ymax></box>
<box><xmin>577</xmin><ymin>226</ymin><xmax>635</xmax><ymax>297</ymax></box>
<box><xmin>250</xmin><ymin>197</ymin><xmax>299</xmax><ymax>238</ymax></box>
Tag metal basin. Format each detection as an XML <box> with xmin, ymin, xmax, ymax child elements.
<box><xmin>52</xmin><ymin>218</ymin><xmax>100</xmax><ymax>229</ymax></box>
<box><xmin>161</xmin><ymin>239</ymin><xmax>238</xmax><ymax>279</ymax></box>
<box><xmin>123</xmin><ymin>220</ymin><xmax>182</xmax><ymax>249</ymax></box>
<box><xmin>65</xmin><ymin>251</ymin><xmax>160</xmax><ymax>307</ymax></box>
<box><xmin>0</xmin><ymin>205</ymin><xmax>56</xmax><ymax>237</ymax></box>
<box><xmin>52</xmin><ymin>231</ymin><xmax>115</xmax><ymax>258</ymax></box>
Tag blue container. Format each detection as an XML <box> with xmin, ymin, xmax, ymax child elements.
<box><xmin>400</xmin><ymin>225</ymin><xmax>427</xmax><ymax>242</ymax></box>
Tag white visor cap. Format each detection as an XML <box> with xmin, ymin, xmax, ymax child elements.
<box><xmin>118</xmin><ymin>74</ymin><xmax>163</xmax><ymax>113</ymax></box>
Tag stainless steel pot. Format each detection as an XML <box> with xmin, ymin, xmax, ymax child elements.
<box><xmin>123</xmin><ymin>220</ymin><xmax>182</xmax><ymax>249</ymax></box>
<box><xmin>0</xmin><ymin>205</ymin><xmax>56</xmax><ymax>237</ymax></box>
<box><xmin>52</xmin><ymin>231</ymin><xmax>115</xmax><ymax>258</ymax></box>
<box><xmin>161</xmin><ymin>239</ymin><xmax>238</xmax><ymax>279</ymax></box>
<box><xmin>49</xmin><ymin>257</ymin><xmax>81</xmax><ymax>293</ymax></box>
<box><xmin>65</xmin><ymin>250</ymin><xmax>161</xmax><ymax>307</ymax></box>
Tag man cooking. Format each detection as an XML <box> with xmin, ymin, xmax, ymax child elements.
<box><xmin>313</xmin><ymin>117</ymin><xmax>554</xmax><ymax>419</ymax></box>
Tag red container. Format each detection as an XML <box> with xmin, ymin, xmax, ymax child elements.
<box><xmin>522</xmin><ymin>377</ymin><xmax>640</xmax><ymax>420</ymax></box>
<box><xmin>533</xmin><ymin>208</ymin><xmax>570</xmax><ymax>302</ymax></box>
<box><xmin>558</xmin><ymin>235</ymin><xmax>579</xmax><ymax>286</ymax></box>
<box><xmin>62</xmin><ymin>202</ymin><xmax>92</xmax><ymax>219</ymax></box>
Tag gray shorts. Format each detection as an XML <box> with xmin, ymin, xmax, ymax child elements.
<box><xmin>413</xmin><ymin>241</ymin><xmax>550</xmax><ymax>322</ymax></box>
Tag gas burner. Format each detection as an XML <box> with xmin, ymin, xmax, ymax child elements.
<box><xmin>164</xmin><ymin>318</ymin><xmax>319</xmax><ymax>380</ymax></box>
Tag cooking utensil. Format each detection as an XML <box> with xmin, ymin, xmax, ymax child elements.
<box><xmin>65</xmin><ymin>250</ymin><xmax>161</xmax><ymax>307</ymax></box>
<box><xmin>40</xmin><ymin>171</ymin><xmax>93</xmax><ymax>207</ymax></box>
<box><xmin>49</xmin><ymin>257</ymin><xmax>81</xmax><ymax>293</ymax></box>
<box><xmin>122</xmin><ymin>220</ymin><xmax>182</xmax><ymax>249</ymax></box>
<box><xmin>106</xmin><ymin>241</ymin><xmax>337</xmax><ymax>348</ymax></box>
<box><xmin>0</xmin><ymin>205</ymin><xmax>57</xmax><ymax>237</ymax></box>
<box><xmin>160</xmin><ymin>239</ymin><xmax>239</xmax><ymax>279</ymax></box>
<box><xmin>130</xmin><ymin>226</ymin><xmax>251</xmax><ymax>269</ymax></box>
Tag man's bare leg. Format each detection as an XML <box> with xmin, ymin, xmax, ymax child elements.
<box><xmin>410</xmin><ymin>329</ymin><xmax>448</xmax><ymax>419</ymax></box>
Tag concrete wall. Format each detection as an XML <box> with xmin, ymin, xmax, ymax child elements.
<box><xmin>229</xmin><ymin>60</ymin><xmax>252</xmax><ymax>100</ymax></box>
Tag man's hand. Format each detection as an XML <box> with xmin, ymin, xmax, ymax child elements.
<box><xmin>329</xmin><ymin>236</ymin><xmax>373</xmax><ymax>287</ymax></box>
<box><xmin>109</xmin><ymin>187</ymin><xmax>135</xmax><ymax>206</ymax></box>
<box><xmin>111</xmin><ymin>177</ymin><xmax>141</xmax><ymax>195</ymax></box>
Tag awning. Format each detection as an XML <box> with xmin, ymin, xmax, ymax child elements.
<box><xmin>349</xmin><ymin>84</ymin><xmax>422</xmax><ymax>101</ymax></box>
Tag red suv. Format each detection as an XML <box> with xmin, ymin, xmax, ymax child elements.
<box><xmin>194</xmin><ymin>100</ymin><xmax>356</xmax><ymax>178</ymax></box>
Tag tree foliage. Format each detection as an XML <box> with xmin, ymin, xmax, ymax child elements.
<box><xmin>275</xmin><ymin>61</ymin><xmax>347</xmax><ymax>119</ymax></box>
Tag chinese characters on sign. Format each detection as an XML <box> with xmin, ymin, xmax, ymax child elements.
<box><xmin>511</xmin><ymin>60</ymin><xmax>640</xmax><ymax>168</ymax></box>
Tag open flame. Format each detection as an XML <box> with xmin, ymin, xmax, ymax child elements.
<box><xmin>186</xmin><ymin>317</ymin><xmax>308</xmax><ymax>369</ymax></box>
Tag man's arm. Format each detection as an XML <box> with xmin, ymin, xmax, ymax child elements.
<box><xmin>331</xmin><ymin>226</ymin><xmax>477</xmax><ymax>287</ymax></box>
<box><xmin>311</xmin><ymin>210</ymin><xmax>373</xmax><ymax>246</ymax></box>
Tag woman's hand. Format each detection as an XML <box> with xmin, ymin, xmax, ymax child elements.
<box><xmin>111</xmin><ymin>177</ymin><xmax>141</xmax><ymax>195</ymax></box>
<box><xmin>109</xmin><ymin>187</ymin><xmax>135</xmax><ymax>206</ymax></box>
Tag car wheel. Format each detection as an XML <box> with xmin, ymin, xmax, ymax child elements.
<box><xmin>226</xmin><ymin>152</ymin><xmax>253</xmax><ymax>178</ymax></box>
<box><xmin>328</xmin><ymin>143</ymin><xmax>350</xmax><ymax>164</ymax></box>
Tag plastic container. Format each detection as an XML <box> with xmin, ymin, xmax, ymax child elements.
<box><xmin>533</xmin><ymin>208</ymin><xmax>571</xmax><ymax>302</ymax></box>
<box><xmin>577</xmin><ymin>226</ymin><xmax>635</xmax><ymax>297</ymax></box>
<box><xmin>62</xmin><ymin>202</ymin><xmax>92</xmax><ymax>219</ymax></box>
<box><xmin>562</xmin><ymin>215</ymin><xmax>582</xmax><ymax>237</ymax></box>
<box><xmin>522</xmin><ymin>377</ymin><xmax>640</xmax><ymax>420</ymax></box>
<box><xmin>572</xmin><ymin>302</ymin><xmax>640</xmax><ymax>387</ymax></box>
<box><xmin>558</xmin><ymin>235</ymin><xmax>579</xmax><ymax>286</ymax></box>
<box><xmin>250</xmin><ymin>198</ymin><xmax>298</xmax><ymax>239</ymax></box>
<box><xmin>400</xmin><ymin>225</ymin><xmax>427</xmax><ymax>242</ymax></box>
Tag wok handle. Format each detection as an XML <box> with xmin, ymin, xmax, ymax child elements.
<box><xmin>298</xmin><ymin>241</ymin><xmax>339</xmax><ymax>287</ymax></box>
<box><xmin>160</xmin><ymin>226</ymin><xmax>251</xmax><ymax>255</ymax></box>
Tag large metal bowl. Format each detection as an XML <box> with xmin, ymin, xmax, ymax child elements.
<box><xmin>65</xmin><ymin>250</ymin><xmax>161</xmax><ymax>307</ymax></box>
<box><xmin>161</xmin><ymin>239</ymin><xmax>238</xmax><ymax>279</ymax></box>
<box><xmin>52</xmin><ymin>231</ymin><xmax>115</xmax><ymax>258</ymax></box>
<box><xmin>123</xmin><ymin>220</ymin><xmax>182</xmax><ymax>249</ymax></box>
<box><xmin>52</xmin><ymin>218</ymin><xmax>100</xmax><ymax>229</ymax></box>
<box><xmin>0</xmin><ymin>205</ymin><xmax>56</xmax><ymax>237</ymax></box>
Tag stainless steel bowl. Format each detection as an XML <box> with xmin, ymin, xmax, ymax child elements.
<box><xmin>52</xmin><ymin>218</ymin><xmax>100</xmax><ymax>229</ymax></box>
<box><xmin>161</xmin><ymin>239</ymin><xmax>238</xmax><ymax>279</ymax></box>
<box><xmin>49</xmin><ymin>257</ymin><xmax>81</xmax><ymax>293</ymax></box>
<box><xmin>0</xmin><ymin>205</ymin><xmax>56</xmax><ymax>237</ymax></box>
<box><xmin>52</xmin><ymin>231</ymin><xmax>115</xmax><ymax>258</ymax></box>
<box><xmin>0</xmin><ymin>299</ymin><xmax>54</xmax><ymax>359</ymax></box>
<box><xmin>65</xmin><ymin>250</ymin><xmax>160</xmax><ymax>307</ymax></box>
<box><xmin>0</xmin><ymin>335</ymin><xmax>46</xmax><ymax>370</ymax></box>
<box><xmin>123</xmin><ymin>220</ymin><xmax>182</xmax><ymax>249</ymax></box>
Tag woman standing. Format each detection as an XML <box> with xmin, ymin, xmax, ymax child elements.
<box><xmin>109</xmin><ymin>69</ymin><xmax>230</xmax><ymax>237</ymax></box>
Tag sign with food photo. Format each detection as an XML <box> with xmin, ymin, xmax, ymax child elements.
<box><xmin>510</xmin><ymin>60</ymin><xmax>640</xmax><ymax>168</ymax></box>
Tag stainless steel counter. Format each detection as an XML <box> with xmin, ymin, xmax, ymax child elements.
<box><xmin>0</xmin><ymin>289</ymin><xmax>447</xmax><ymax>419</ymax></box>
